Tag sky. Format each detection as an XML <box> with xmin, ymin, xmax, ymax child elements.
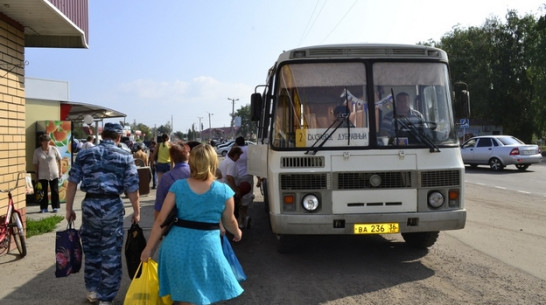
<box><xmin>25</xmin><ymin>0</ymin><xmax>545</xmax><ymax>135</ymax></box>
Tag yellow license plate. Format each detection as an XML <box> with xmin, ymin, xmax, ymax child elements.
<box><xmin>353</xmin><ymin>223</ymin><xmax>399</xmax><ymax>234</ymax></box>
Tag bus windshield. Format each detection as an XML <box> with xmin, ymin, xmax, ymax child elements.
<box><xmin>270</xmin><ymin>61</ymin><xmax>457</xmax><ymax>149</ymax></box>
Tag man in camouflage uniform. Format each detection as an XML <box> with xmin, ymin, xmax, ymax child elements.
<box><xmin>65</xmin><ymin>123</ymin><xmax>140</xmax><ymax>305</ymax></box>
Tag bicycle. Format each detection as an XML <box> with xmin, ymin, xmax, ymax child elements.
<box><xmin>0</xmin><ymin>172</ymin><xmax>27</xmax><ymax>257</ymax></box>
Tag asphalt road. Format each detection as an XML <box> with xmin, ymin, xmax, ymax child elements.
<box><xmin>463</xmin><ymin>160</ymin><xmax>546</xmax><ymax>198</ymax></box>
<box><xmin>218</xmin><ymin>178</ymin><xmax>546</xmax><ymax>305</ymax></box>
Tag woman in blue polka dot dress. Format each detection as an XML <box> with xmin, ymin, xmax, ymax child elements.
<box><xmin>141</xmin><ymin>144</ymin><xmax>243</xmax><ymax>305</ymax></box>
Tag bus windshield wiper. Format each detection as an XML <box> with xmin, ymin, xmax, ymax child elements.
<box><xmin>306</xmin><ymin>88</ymin><xmax>353</xmax><ymax>154</ymax></box>
<box><xmin>396</xmin><ymin>116</ymin><xmax>440</xmax><ymax>152</ymax></box>
<box><xmin>305</xmin><ymin>115</ymin><xmax>346</xmax><ymax>155</ymax></box>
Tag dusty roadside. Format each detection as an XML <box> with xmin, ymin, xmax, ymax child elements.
<box><xmin>0</xmin><ymin>190</ymin><xmax>157</xmax><ymax>305</ymax></box>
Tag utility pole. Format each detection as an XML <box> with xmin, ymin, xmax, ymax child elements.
<box><xmin>207</xmin><ymin>112</ymin><xmax>213</xmax><ymax>142</ymax></box>
<box><xmin>197</xmin><ymin>116</ymin><xmax>203</xmax><ymax>141</ymax></box>
<box><xmin>227</xmin><ymin>98</ymin><xmax>239</xmax><ymax>139</ymax></box>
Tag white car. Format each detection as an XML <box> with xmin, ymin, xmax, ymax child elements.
<box><xmin>460</xmin><ymin>135</ymin><xmax>542</xmax><ymax>171</ymax></box>
<box><xmin>216</xmin><ymin>140</ymin><xmax>234</xmax><ymax>148</ymax></box>
<box><xmin>216</xmin><ymin>141</ymin><xmax>254</xmax><ymax>157</ymax></box>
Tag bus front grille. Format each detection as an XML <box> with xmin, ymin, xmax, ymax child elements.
<box><xmin>280</xmin><ymin>173</ymin><xmax>328</xmax><ymax>190</ymax></box>
<box><xmin>336</xmin><ymin>172</ymin><xmax>415</xmax><ymax>189</ymax></box>
<box><xmin>279</xmin><ymin>170</ymin><xmax>460</xmax><ymax>191</ymax></box>
<box><xmin>281</xmin><ymin>156</ymin><xmax>325</xmax><ymax>168</ymax></box>
<box><xmin>420</xmin><ymin>170</ymin><xmax>460</xmax><ymax>187</ymax></box>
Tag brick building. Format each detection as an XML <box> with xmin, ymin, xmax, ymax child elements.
<box><xmin>0</xmin><ymin>0</ymin><xmax>88</xmax><ymax>226</ymax></box>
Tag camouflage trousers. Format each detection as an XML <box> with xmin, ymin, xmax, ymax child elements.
<box><xmin>80</xmin><ymin>197</ymin><xmax>125</xmax><ymax>302</ymax></box>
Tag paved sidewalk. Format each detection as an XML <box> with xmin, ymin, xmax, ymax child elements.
<box><xmin>0</xmin><ymin>189</ymin><xmax>158</xmax><ymax>305</ymax></box>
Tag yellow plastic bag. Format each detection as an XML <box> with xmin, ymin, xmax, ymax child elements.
<box><xmin>124</xmin><ymin>259</ymin><xmax>172</xmax><ymax>305</ymax></box>
<box><xmin>35</xmin><ymin>181</ymin><xmax>44</xmax><ymax>202</ymax></box>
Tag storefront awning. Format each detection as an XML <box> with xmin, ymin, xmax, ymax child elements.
<box><xmin>60</xmin><ymin>101</ymin><xmax>126</xmax><ymax>122</ymax></box>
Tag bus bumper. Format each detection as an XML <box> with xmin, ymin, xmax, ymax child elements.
<box><xmin>269</xmin><ymin>209</ymin><xmax>466</xmax><ymax>235</ymax></box>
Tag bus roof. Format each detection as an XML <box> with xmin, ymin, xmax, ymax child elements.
<box><xmin>278</xmin><ymin>43</ymin><xmax>448</xmax><ymax>62</ymax></box>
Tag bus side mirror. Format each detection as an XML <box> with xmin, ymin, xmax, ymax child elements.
<box><xmin>460</xmin><ymin>90</ymin><xmax>470</xmax><ymax>117</ymax></box>
<box><xmin>454</xmin><ymin>82</ymin><xmax>471</xmax><ymax>117</ymax></box>
<box><xmin>250</xmin><ymin>93</ymin><xmax>263</xmax><ymax>121</ymax></box>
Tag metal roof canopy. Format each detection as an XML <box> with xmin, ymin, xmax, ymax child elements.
<box><xmin>0</xmin><ymin>0</ymin><xmax>88</xmax><ymax>48</ymax></box>
<box><xmin>61</xmin><ymin>101</ymin><xmax>126</xmax><ymax>122</ymax></box>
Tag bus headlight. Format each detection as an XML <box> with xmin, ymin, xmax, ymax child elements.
<box><xmin>302</xmin><ymin>194</ymin><xmax>320</xmax><ymax>212</ymax></box>
<box><xmin>427</xmin><ymin>191</ymin><xmax>444</xmax><ymax>208</ymax></box>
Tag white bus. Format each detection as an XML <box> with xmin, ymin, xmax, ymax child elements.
<box><xmin>248</xmin><ymin>44</ymin><xmax>469</xmax><ymax>252</ymax></box>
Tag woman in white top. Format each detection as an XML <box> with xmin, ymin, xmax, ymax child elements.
<box><xmin>33</xmin><ymin>134</ymin><xmax>62</xmax><ymax>213</ymax></box>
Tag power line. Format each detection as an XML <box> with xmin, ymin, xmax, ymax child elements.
<box><xmin>320</xmin><ymin>0</ymin><xmax>358</xmax><ymax>44</ymax></box>
<box><xmin>298</xmin><ymin>0</ymin><xmax>327</xmax><ymax>46</ymax></box>
<box><xmin>298</xmin><ymin>0</ymin><xmax>321</xmax><ymax>46</ymax></box>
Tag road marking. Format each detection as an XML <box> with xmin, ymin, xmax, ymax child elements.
<box><xmin>466</xmin><ymin>181</ymin><xmax>546</xmax><ymax>198</ymax></box>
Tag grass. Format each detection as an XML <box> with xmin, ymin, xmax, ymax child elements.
<box><xmin>26</xmin><ymin>215</ymin><xmax>64</xmax><ymax>238</ymax></box>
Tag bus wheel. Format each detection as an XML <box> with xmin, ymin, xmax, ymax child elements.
<box><xmin>401</xmin><ymin>231</ymin><xmax>439</xmax><ymax>249</ymax></box>
<box><xmin>276</xmin><ymin>235</ymin><xmax>296</xmax><ymax>253</ymax></box>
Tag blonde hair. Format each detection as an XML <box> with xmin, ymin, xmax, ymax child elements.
<box><xmin>189</xmin><ymin>143</ymin><xmax>218</xmax><ymax>181</ymax></box>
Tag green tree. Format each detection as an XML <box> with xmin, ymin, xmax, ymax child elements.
<box><xmin>131</xmin><ymin>121</ymin><xmax>152</xmax><ymax>142</ymax></box>
<box><xmin>234</xmin><ymin>104</ymin><xmax>257</xmax><ymax>140</ymax></box>
<box><xmin>172</xmin><ymin>131</ymin><xmax>185</xmax><ymax>141</ymax></box>
<box><xmin>488</xmin><ymin>12</ymin><xmax>536</xmax><ymax>142</ymax></box>
<box><xmin>157</xmin><ymin>122</ymin><xmax>172</xmax><ymax>138</ymax></box>
<box><xmin>72</xmin><ymin>121</ymin><xmax>86</xmax><ymax>140</ymax></box>
<box><xmin>528</xmin><ymin>13</ymin><xmax>546</xmax><ymax>140</ymax></box>
<box><xmin>437</xmin><ymin>23</ymin><xmax>494</xmax><ymax>120</ymax></box>
<box><xmin>437</xmin><ymin>10</ymin><xmax>543</xmax><ymax>142</ymax></box>
<box><xmin>187</xmin><ymin>124</ymin><xmax>200</xmax><ymax>141</ymax></box>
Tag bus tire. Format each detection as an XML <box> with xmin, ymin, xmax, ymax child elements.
<box><xmin>401</xmin><ymin>231</ymin><xmax>439</xmax><ymax>249</ymax></box>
